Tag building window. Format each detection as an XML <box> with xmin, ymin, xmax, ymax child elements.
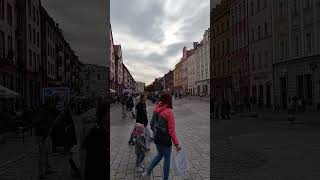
<box><xmin>33</xmin><ymin>5</ymin><xmax>35</xmax><ymax>22</ymax></box>
<box><xmin>29</xmin><ymin>49</ymin><xmax>32</xmax><ymax>66</ymax></box>
<box><xmin>227</xmin><ymin>39</ymin><xmax>230</xmax><ymax>53</ymax></box>
<box><xmin>252</xmin><ymin>54</ymin><xmax>255</xmax><ymax>70</ymax></box>
<box><xmin>29</xmin><ymin>25</ymin><xmax>32</xmax><ymax>41</ymax></box>
<box><xmin>28</xmin><ymin>0</ymin><xmax>31</xmax><ymax>17</ymax></box>
<box><xmin>258</xmin><ymin>25</ymin><xmax>261</xmax><ymax>40</ymax></box>
<box><xmin>8</xmin><ymin>35</ymin><xmax>12</xmax><ymax>52</ymax></box>
<box><xmin>37</xmin><ymin>32</ymin><xmax>39</xmax><ymax>47</ymax></box>
<box><xmin>33</xmin><ymin>28</ymin><xmax>36</xmax><ymax>44</ymax></box>
<box><xmin>251</xmin><ymin>28</ymin><xmax>254</xmax><ymax>42</ymax></box>
<box><xmin>280</xmin><ymin>41</ymin><xmax>284</xmax><ymax>59</ymax></box>
<box><xmin>258</xmin><ymin>53</ymin><xmax>262</xmax><ymax>69</ymax></box>
<box><xmin>257</xmin><ymin>0</ymin><xmax>260</xmax><ymax>12</ymax></box>
<box><xmin>293</xmin><ymin>0</ymin><xmax>297</xmax><ymax>14</ymax></box>
<box><xmin>295</xmin><ymin>36</ymin><xmax>299</xmax><ymax>56</ymax></box>
<box><xmin>47</xmin><ymin>44</ymin><xmax>49</xmax><ymax>57</ymax></box>
<box><xmin>280</xmin><ymin>0</ymin><xmax>283</xmax><ymax>16</ymax></box>
<box><xmin>222</xmin><ymin>41</ymin><xmax>225</xmax><ymax>55</ymax></box>
<box><xmin>0</xmin><ymin>0</ymin><xmax>4</xmax><ymax>19</ymax></box>
<box><xmin>47</xmin><ymin>26</ymin><xmax>50</xmax><ymax>38</ymax></box>
<box><xmin>264</xmin><ymin>23</ymin><xmax>268</xmax><ymax>36</ymax></box>
<box><xmin>47</xmin><ymin>62</ymin><xmax>50</xmax><ymax>75</ymax></box>
<box><xmin>7</xmin><ymin>3</ymin><xmax>12</xmax><ymax>26</ymax></box>
<box><xmin>265</xmin><ymin>51</ymin><xmax>268</xmax><ymax>67</ymax></box>
<box><xmin>37</xmin><ymin>10</ymin><xmax>39</xmax><ymax>25</ymax></box>
<box><xmin>305</xmin><ymin>0</ymin><xmax>310</xmax><ymax>9</ymax></box>
<box><xmin>306</xmin><ymin>33</ymin><xmax>311</xmax><ymax>53</ymax></box>
<box><xmin>250</xmin><ymin>1</ymin><xmax>254</xmax><ymax>16</ymax></box>
<box><xmin>32</xmin><ymin>52</ymin><xmax>36</xmax><ymax>71</ymax></box>
<box><xmin>37</xmin><ymin>54</ymin><xmax>40</xmax><ymax>71</ymax></box>
<box><xmin>0</xmin><ymin>31</ymin><xmax>4</xmax><ymax>59</ymax></box>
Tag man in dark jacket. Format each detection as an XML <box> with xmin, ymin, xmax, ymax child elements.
<box><xmin>135</xmin><ymin>93</ymin><xmax>151</xmax><ymax>148</ymax></box>
<box><xmin>82</xmin><ymin>97</ymin><xmax>107</xmax><ymax>180</ymax></box>
<box><xmin>33</xmin><ymin>98</ymin><xmax>59</xmax><ymax>179</ymax></box>
<box><xmin>120</xmin><ymin>94</ymin><xmax>128</xmax><ymax>118</ymax></box>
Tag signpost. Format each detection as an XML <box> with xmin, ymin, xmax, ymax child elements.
<box><xmin>42</xmin><ymin>87</ymin><xmax>70</xmax><ymax>111</ymax></box>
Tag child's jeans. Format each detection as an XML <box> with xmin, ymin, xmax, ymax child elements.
<box><xmin>136</xmin><ymin>152</ymin><xmax>145</xmax><ymax>167</ymax></box>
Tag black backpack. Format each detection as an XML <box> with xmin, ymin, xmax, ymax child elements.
<box><xmin>153</xmin><ymin>112</ymin><xmax>172</xmax><ymax>147</ymax></box>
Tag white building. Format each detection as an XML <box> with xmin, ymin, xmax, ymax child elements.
<box><xmin>110</xmin><ymin>24</ymin><xmax>116</xmax><ymax>91</ymax></box>
<box><xmin>195</xmin><ymin>29</ymin><xmax>210</xmax><ymax>96</ymax></box>
<box><xmin>136</xmin><ymin>81</ymin><xmax>145</xmax><ymax>93</ymax></box>
<box><xmin>81</xmin><ymin>64</ymin><xmax>108</xmax><ymax>98</ymax></box>
<box><xmin>272</xmin><ymin>0</ymin><xmax>320</xmax><ymax>110</ymax></box>
<box><xmin>186</xmin><ymin>51</ymin><xmax>196</xmax><ymax>95</ymax></box>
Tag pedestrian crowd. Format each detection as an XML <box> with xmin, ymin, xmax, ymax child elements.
<box><xmin>212</xmin><ymin>98</ymin><xmax>231</xmax><ymax>120</ymax></box>
<box><xmin>4</xmin><ymin>95</ymin><xmax>108</xmax><ymax>180</ymax></box>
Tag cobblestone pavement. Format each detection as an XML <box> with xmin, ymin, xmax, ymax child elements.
<box><xmin>213</xmin><ymin>114</ymin><xmax>320</xmax><ymax>179</ymax></box>
<box><xmin>0</xmin><ymin>111</ymin><xmax>86</xmax><ymax>180</ymax></box>
<box><xmin>111</xmin><ymin>99</ymin><xmax>210</xmax><ymax>180</ymax></box>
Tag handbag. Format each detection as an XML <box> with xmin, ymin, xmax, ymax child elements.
<box><xmin>153</xmin><ymin>112</ymin><xmax>172</xmax><ymax>146</ymax></box>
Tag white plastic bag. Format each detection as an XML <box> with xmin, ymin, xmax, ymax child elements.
<box><xmin>174</xmin><ymin>150</ymin><xmax>189</xmax><ymax>175</ymax></box>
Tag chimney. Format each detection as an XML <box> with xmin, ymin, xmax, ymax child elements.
<box><xmin>193</xmin><ymin>42</ymin><xmax>197</xmax><ymax>49</ymax></box>
<box><xmin>183</xmin><ymin>46</ymin><xmax>187</xmax><ymax>58</ymax></box>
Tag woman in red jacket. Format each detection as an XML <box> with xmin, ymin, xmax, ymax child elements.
<box><xmin>142</xmin><ymin>93</ymin><xmax>181</xmax><ymax>180</ymax></box>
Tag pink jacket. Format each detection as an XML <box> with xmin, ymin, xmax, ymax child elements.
<box><xmin>154</xmin><ymin>103</ymin><xmax>179</xmax><ymax>145</ymax></box>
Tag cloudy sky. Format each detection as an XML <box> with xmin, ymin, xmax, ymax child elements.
<box><xmin>41</xmin><ymin>0</ymin><xmax>107</xmax><ymax>67</ymax></box>
<box><xmin>111</xmin><ymin>0</ymin><xmax>210</xmax><ymax>84</ymax></box>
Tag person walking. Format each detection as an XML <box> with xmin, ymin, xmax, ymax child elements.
<box><xmin>33</xmin><ymin>98</ymin><xmax>59</xmax><ymax>179</ymax></box>
<box><xmin>133</xmin><ymin>123</ymin><xmax>150</xmax><ymax>173</ymax></box>
<box><xmin>120</xmin><ymin>94</ymin><xmax>128</xmax><ymax>118</ymax></box>
<box><xmin>214</xmin><ymin>99</ymin><xmax>220</xmax><ymax>120</ymax></box>
<box><xmin>127</xmin><ymin>96</ymin><xmax>135</xmax><ymax>119</ymax></box>
<box><xmin>135</xmin><ymin>93</ymin><xmax>151</xmax><ymax>148</ymax></box>
<box><xmin>82</xmin><ymin>98</ymin><xmax>107</xmax><ymax>180</ymax></box>
<box><xmin>142</xmin><ymin>93</ymin><xmax>181</xmax><ymax>180</ymax></box>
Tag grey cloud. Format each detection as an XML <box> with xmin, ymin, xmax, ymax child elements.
<box><xmin>41</xmin><ymin>0</ymin><xmax>107</xmax><ymax>66</ymax></box>
<box><xmin>110</xmin><ymin>0</ymin><xmax>209</xmax><ymax>83</ymax></box>
<box><xmin>111</xmin><ymin>0</ymin><xmax>165</xmax><ymax>43</ymax></box>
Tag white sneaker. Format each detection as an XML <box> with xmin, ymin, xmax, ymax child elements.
<box><xmin>141</xmin><ymin>172</ymin><xmax>150</xmax><ymax>180</ymax></box>
<box><xmin>136</xmin><ymin>167</ymin><xmax>144</xmax><ymax>173</ymax></box>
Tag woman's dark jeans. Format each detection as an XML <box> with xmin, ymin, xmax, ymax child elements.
<box><xmin>146</xmin><ymin>144</ymin><xmax>172</xmax><ymax>180</ymax></box>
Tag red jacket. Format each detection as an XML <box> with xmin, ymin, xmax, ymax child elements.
<box><xmin>154</xmin><ymin>103</ymin><xmax>179</xmax><ymax>145</ymax></box>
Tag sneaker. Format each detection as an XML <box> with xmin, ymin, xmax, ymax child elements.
<box><xmin>136</xmin><ymin>167</ymin><xmax>144</xmax><ymax>173</ymax></box>
<box><xmin>141</xmin><ymin>172</ymin><xmax>150</xmax><ymax>180</ymax></box>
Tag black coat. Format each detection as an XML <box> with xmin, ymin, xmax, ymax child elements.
<box><xmin>82</xmin><ymin>126</ymin><xmax>107</xmax><ymax>180</ymax></box>
<box><xmin>135</xmin><ymin>102</ymin><xmax>148</xmax><ymax>126</ymax></box>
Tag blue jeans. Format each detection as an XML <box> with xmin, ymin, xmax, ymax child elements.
<box><xmin>146</xmin><ymin>145</ymin><xmax>172</xmax><ymax>180</ymax></box>
<box><xmin>136</xmin><ymin>152</ymin><xmax>145</xmax><ymax>167</ymax></box>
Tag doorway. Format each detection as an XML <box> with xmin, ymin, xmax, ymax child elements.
<box><xmin>280</xmin><ymin>77</ymin><xmax>287</xmax><ymax>109</ymax></box>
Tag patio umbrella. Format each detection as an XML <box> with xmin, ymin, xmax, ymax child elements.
<box><xmin>0</xmin><ymin>85</ymin><xmax>20</xmax><ymax>98</ymax></box>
